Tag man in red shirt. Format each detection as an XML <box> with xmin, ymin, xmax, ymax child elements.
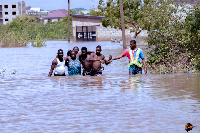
<box><xmin>110</xmin><ymin>40</ymin><xmax>147</xmax><ymax>75</ymax></box>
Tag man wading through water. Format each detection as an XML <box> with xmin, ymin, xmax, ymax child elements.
<box><xmin>90</xmin><ymin>45</ymin><xmax>112</xmax><ymax>76</ymax></box>
<box><xmin>48</xmin><ymin>49</ymin><xmax>66</xmax><ymax>76</ymax></box>
<box><xmin>110</xmin><ymin>40</ymin><xmax>147</xmax><ymax>75</ymax></box>
<box><xmin>76</xmin><ymin>47</ymin><xmax>93</xmax><ymax>76</ymax></box>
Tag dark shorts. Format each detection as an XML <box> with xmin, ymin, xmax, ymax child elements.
<box><xmin>54</xmin><ymin>73</ymin><xmax>66</xmax><ymax>76</ymax></box>
<box><xmin>82</xmin><ymin>70</ymin><xmax>91</xmax><ymax>76</ymax></box>
<box><xmin>91</xmin><ymin>69</ymin><xmax>102</xmax><ymax>76</ymax></box>
<box><xmin>129</xmin><ymin>65</ymin><xmax>142</xmax><ymax>75</ymax></box>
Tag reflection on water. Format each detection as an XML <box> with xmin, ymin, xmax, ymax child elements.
<box><xmin>0</xmin><ymin>41</ymin><xmax>200</xmax><ymax>132</ymax></box>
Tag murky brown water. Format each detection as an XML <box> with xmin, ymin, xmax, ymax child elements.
<box><xmin>0</xmin><ymin>41</ymin><xmax>200</xmax><ymax>132</ymax></box>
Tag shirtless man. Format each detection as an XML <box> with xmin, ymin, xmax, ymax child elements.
<box><xmin>76</xmin><ymin>47</ymin><xmax>93</xmax><ymax>76</ymax></box>
<box><xmin>90</xmin><ymin>45</ymin><xmax>112</xmax><ymax>76</ymax></box>
<box><xmin>48</xmin><ymin>49</ymin><xmax>66</xmax><ymax>76</ymax></box>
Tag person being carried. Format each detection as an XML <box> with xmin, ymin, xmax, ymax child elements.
<box><xmin>110</xmin><ymin>40</ymin><xmax>147</xmax><ymax>75</ymax></box>
<box><xmin>66</xmin><ymin>50</ymin><xmax>81</xmax><ymax>76</ymax></box>
<box><xmin>48</xmin><ymin>49</ymin><xmax>66</xmax><ymax>76</ymax></box>
<box><xmin>76</xmin><ymin>47</ymin><xmax>93</xmax><ymax>76</ymax></box>
<box><xmin>90</xmin><ymin>45</ymin><xmax>112</xmax><ymax>76</ymax></box>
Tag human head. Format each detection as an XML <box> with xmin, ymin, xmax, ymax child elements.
<box><xmin>73</xmin><ymin>46</ymin><xmax>79</xmax><ymax>54</ymax></box>
<box><xmin>96</xmin><ymin>45</ymin><xmax>102</xmax><ymax>55</ymax></box>
<box><xmin>81</xmin><ymin>47</ymin><xmax>87</xmax><ymax>55</ymax></box>
<box><xmin>70</xmin><ymin>50</ymin><xmax>76</xmax><ymax>60</ymax></box>
<box><xmin>57</xmin><ymin>49</ymin><xmax>63</xmax><ymax>58</ymax></box>
<box><xmin>67</xmin><ymin>50</ymin><xmax>71</xmax><ymax>56</ymax></box>
<box><xmin>130</xmin><ymin>40</ymin><xmax>136</xmax><ymax>49</ymax></box>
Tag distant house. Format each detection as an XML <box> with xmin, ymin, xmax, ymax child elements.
<box><xmin>71</xmin><ymin>14</ymin><xmax>147</xmax><ymax>42</ymax></box>
<box><xmin>43</xmin><ymin>9</ymin><xmax>68</xmax><ymax>24</ymax></box>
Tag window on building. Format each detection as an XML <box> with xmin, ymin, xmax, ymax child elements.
<box><xmin>5</xmin><ymin>12</ymin><xmax>8</xmax><ymax>15</ymax></box>
<box><xmin>12</xmin><ymin>12</ymin><xmax>16</xmax><ymax>15</ymax></box>
<box><xmin>5</xmin><ymin>19</ymin><xmax>9</xmax><ymax>21</ymax></box>
<box><xmin>4</xmin><ymin>5</ymin><xmax>8</xmax><ymax>8</ymax></box>
<box><xmin>12</xmin><ymin>5</ymin><xmax>16</xmax><ymax>8</ymax></box>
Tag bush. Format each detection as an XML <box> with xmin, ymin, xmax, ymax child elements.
<box><xmin>0</xmin><ymin>15</ymin><xmax>72</xmax><ymax>47</ymax></box>
<box><xmin>147</xmin><ymin>6</ymin><xmax>200</xmax><ymax>73</ymax></box>
<box><xmin>31</xmin><ymin>34</ymin><xmax>46</xmax><ymax>47</ymax></box>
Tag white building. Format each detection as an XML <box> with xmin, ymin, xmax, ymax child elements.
<box><xmin>0</xmin><ymin>1</ymin><xmax>26</xmax><ymax>24</ymax></box>
<box><xmin>30</xmin><ymin>7</ymin><xmax>40</xmax><ymax>12</ymax></box>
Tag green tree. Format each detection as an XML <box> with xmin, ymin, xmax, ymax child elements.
<box><xmin>146</xmin><ymin>4</ymin><xmax>200</xmax><ymax>73</ymax></box>
<box><xmin>89</xmin><ymin>9</ymin><xmax>104</xmax><ymax>16</ymax></box>
<box><xmin>98</xmin><ymin>0</ymin><xmax>177</xmax><ymax>38</ymax></box>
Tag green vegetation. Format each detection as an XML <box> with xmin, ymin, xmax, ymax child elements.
<box><xmin>31</xmin><ymin>34</ymin><xmax>47</xmax><ymax>47</ymax></box>
<box><xmin>0</xmin><ymin>15</ymin><xmax>72</xmax><ymax>47</ymax></box>
<box><xmin>98</xmin><ymin>0</ymin><xmax>200</xmax><ymax>73</ymax></box>
<box><xmin>89</xmin><ymin>9</ymin><xmax>104</xmax><ymax>16</ymax></box>
<box><xmin>147</xmin><ymin>5</ymin><xmax>200</xmax><ymax>73</ymax></box>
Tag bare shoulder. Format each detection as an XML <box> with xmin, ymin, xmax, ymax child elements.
<box><xmin>101</xmin><ymin>54</ymin><xmax>105</xmax><ymax>59</ymax></box>
<box><xmin>64</xmin><ymin>56</ymin><xmax>70</xmax><ymax>60</ymax></box>
<box><xmin>52</xmin><ymin>58</ymin><xmax>58</xmax><ymax>65</ymax></box>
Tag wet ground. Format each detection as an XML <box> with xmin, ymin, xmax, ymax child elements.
<box><xmin>0</xmin><ymin>41</ymin><xmax>199</xmax><ymax>132</ymax></box>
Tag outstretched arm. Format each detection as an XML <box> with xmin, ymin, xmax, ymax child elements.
<box><xmin>48</xmin><ymin>59</ymin><xmax>57</xmax><ymax>77</ymax></box>
<box><xmin>110</xmin><ymin>53</ymin><xmax>125</xmax><ymax>62</ymax></box>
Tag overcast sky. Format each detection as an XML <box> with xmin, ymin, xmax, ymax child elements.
<box><xmin>3</xmin><ymin>0</ymin><xmax>101</xmax><ymax>10</ymax></box>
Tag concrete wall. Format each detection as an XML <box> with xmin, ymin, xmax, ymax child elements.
<box><xmin>0</xmin><ymin>1</ymin><xmax>25</xmax><ymax>24</ymax></box>
<box><xmin>96</xmin><ymin>27</ymin><xmax>148</xmax><ymax>41</ymax></box>
<box><xmin>96</xmin><ymin>26</ymin><xmax>131</xmax><ymax>41</ymax></box>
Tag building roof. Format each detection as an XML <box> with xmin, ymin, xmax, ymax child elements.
<box><xmin>43</xmin><ymin>9</ymin><xmax>68</xmax><ymax>19</ymax></box>
<box><xmin>71</xmin><ymin>14</ymin><xmax>105</xmax><ymax>19</ymax></box>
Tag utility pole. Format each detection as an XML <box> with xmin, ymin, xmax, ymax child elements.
<box><xmin>119</xmin><ymin>0</ymin><xmax>126</xmax><ymax>48</ymax></box>
<box><xmin>21</xmin><ymin>1</ymin><xmax>22</xmax><ymax>16</ymax></box>
<box><xmin>68</xmin><ymin>0</ymin><xmax>70</xmax><ymax>43</ymax></box>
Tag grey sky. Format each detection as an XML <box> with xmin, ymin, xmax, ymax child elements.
<box><xmin>3</xmin><ymin>0</ymin><xmax>101</xmax><ymax>10</ymax></box>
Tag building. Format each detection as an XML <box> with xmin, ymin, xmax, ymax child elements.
<box><xmin>0</xmin><ymin>1</ymin><xmax>26</xmax><ymax>24</ymax></box>
<box><xmin>71</xmin><ymin>14</ymin><xmax>146</xmax><ymax>42</ymax></box>
<box><xmin>30</xmin><ymin>7</ymin><xmax>40</xmax><ymax>12</ymax></box>
<box><xmin>43</xmin><ymin>9</ymin><xmax>68</xmax><ymax>24</ymax></box>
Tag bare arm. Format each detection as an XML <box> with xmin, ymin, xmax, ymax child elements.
<box><xmin>87</xmin><ymin>50</ymin><xmax>95</xmax><ymax>54</ymax></box>
<box><xmin>111</xmin><ymin>53</ymin><xmax>125</xmax><ymax>61</ymax></box>
<box><xmin>64</xmin><ymin>56</ymin><xmax>70</xmax><ymax>66</ymax></box>
<box><xmin>48</xmin><ymin>59</ymin><xmax>57</xmax><ymax>77</ymax></box>
<box><xmin>142</xmin><ymin>59</ymin><xmax>147</xmax><ymax>74</ymax></box>
<box><xmin>89</xmin><ymin>53</ymin><xmax>96</xmax><ymax>61</ymax></box>
<box><xmin>105</xmin><ymin>55</ymin><xmax>112</xmax><ymax>65</ymax></box>
<box><xmin>76</xmin><ymin>52</ymin><xmax>81</xmax><ymax>59</ymax></box>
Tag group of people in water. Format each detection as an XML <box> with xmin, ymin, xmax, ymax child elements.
<box><xmin>48</xmin><ymin>40</ymin><xmax>147</xmax><ymax>77</ymax></box>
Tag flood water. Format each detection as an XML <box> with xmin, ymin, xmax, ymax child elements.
<box><xmin>0</xmin><ymin>41</ymin><xmax>200</xmax><ymax>132</ymax></box>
